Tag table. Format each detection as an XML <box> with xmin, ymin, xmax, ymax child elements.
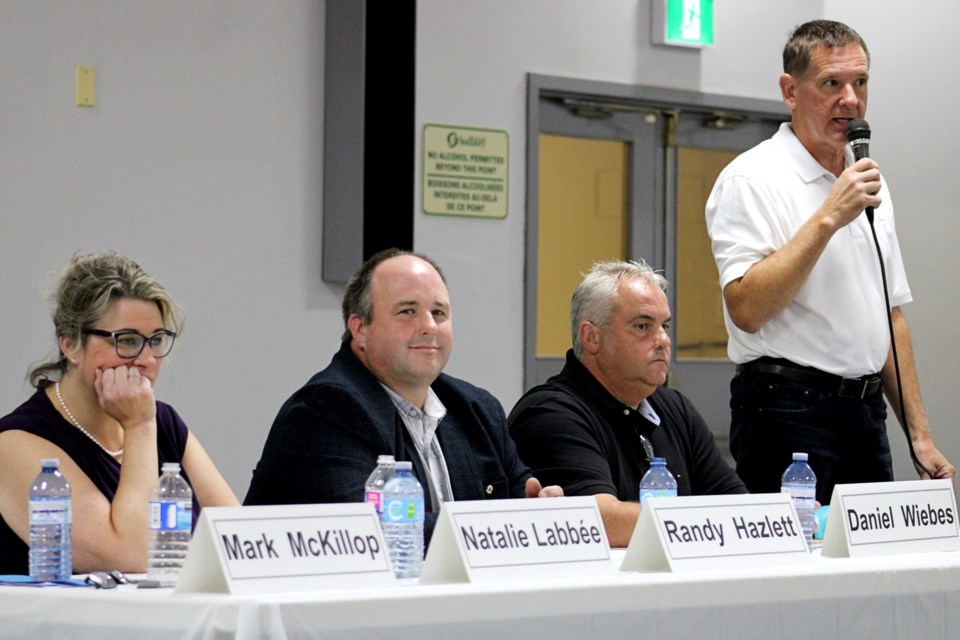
<box><xmin>1</xmin><ymin>550</ymin><xmax>958</xmax><ymax>639</ymax></box>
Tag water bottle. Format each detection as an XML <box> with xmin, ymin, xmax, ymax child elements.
<box><xmin>639</xmin><ymin>457</ymin><xmax>678</xmax><ymax>505</ymax></box>
<box><xmin>29</xmin><ymin>458</ymin><xmax>72</xmax><ymax>581</ymax></box>
<box><xmin>147</xmin><ymin>462</ymin><xmax>193</xmax><ymax>585</ymax></box>
<box><xmin>364</xmin><ymin>454</ymin><xmax>396</xmax><ymax>516</ymax></box>
<box><xmin>782</xmin><ymin>452</ymin><xmax>817</xmax><ymax>551</ymax></box>
<box><xmin>380</xmin><ymin>461</ymin><xmax>424</xmax><ymax>579</ymax></box>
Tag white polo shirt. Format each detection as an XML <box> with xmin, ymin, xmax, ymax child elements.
<box><xmin>705</xmin><ymin>122</ymin><xmax>912</xmax><ymax>377</ymax></box>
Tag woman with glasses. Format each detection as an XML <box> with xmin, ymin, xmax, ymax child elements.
<box><xmin>0</xmin><ymin>251</ymin><xmax>238</xmax><ymax>575</ymax></box>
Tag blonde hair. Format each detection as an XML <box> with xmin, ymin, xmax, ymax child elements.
<box><xmin>28</xmin><ymin>251</ymin><xmax>184</xmax><ymax>388</ymax></box>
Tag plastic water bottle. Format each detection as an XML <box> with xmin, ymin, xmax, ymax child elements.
<box><xmin>147</xmin><ymin>462</ymin><xmax>193</xmax><ymax>585</ymax></box>
<box><xmin>380</xmin><ymin>461</ymin><xmax>424</xmax><ymax>579</ymax></box>
<box><xmin>782</xmin><ymin>452</ymin><xmax>817</xmax><ymax>551</ymax></box>
<box><xmin>29</xmin><ymin>458</ymin><xmax>72</xmax><ymax>581</ymax></box>
<box><xmin>364</xmin><ymin>454</ymin><xmax>396</xmax><ymax>516</ymax></box>
<box><xmin>639</xmin><ymin>457</ymin><xmax>678</xmax><ymax>505</ymax></box>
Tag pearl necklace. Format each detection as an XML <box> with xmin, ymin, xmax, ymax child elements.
<box><xmin>54</xmin><ymin>382</ymin><xmax>123</xmax><ymax>458</ymax></box>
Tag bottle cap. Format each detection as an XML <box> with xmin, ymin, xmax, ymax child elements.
<box><xmin>377</xmin><ymin>454</ymin><xmax>396</xmax><ymax>464</ymax></box>
<box><xmin>161</xmin><ymin>462</ymin><xmax>182</xmax><ymax>473</ymax></box>
<box><xmin>792</xmin><ymin>452</ymin><xmax>809</xmax><ymax>462</ymax></box>
<box><xmin>40</xmin><ymin>457</ymin><xmax>60</xmax><ymax>468</ymax></box>
<box><xmin>651</xmin><ymin>457</ymin><xmax>667</xmax><ymax>464</ymax></box>
<box><xmin>395</xmin><ymin>461</ymin><xmax>413</xmax><ymax>471</ymax></box>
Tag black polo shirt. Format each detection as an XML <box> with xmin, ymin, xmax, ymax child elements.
<box><xmin>507</xmin><ymin>350</ymin><xmax>746</xmax><ymax>500</ymax></box>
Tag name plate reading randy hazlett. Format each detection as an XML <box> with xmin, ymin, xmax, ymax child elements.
<box><xmin>822</xmin><ymin>479</ymin><xmax>960</xmax><ymax>557</ymax></box>
<box><xmin>176</xmin><ymin>504</ymin><xmax>394</xmax><ymax>594</ymax></box>
<box><xmin>420</xmin><ymin>497</ymin><xmax>612</xmax><ymax>584</ymax></box>
<box><xmin>621</xmin><ymin>493</ymin><xmax>811</xmax><ymax>573</ymax></box>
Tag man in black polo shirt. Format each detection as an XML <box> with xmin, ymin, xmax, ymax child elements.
<box><xmin>508</xmin><ymin>260</ymin><xmax>745</xmax><ymax>547</ymax></box>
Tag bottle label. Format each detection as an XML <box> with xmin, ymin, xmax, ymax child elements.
<box><xmin>382</xmin><ymin>496</ymin><xmax>424</xmax><ymax>523</ymax></box>
<box><xmin>150</xmin><ymin>500</ymin><xmax>192</xmax><ymax>531</ymax></box>
<box><xmin>640</xmin><ymin>489</ymin><xmax>677</xmax><ymax>505</ymax></box>
<box><xmin>782</xmin><ymin>487</ymin><xmax>816</xmax><ymax>505</ymax></box>
<box><xmin>364</xmin><ymin>490</ymin><xmax>383</xmax><ymax>514</ymax></box>
<box><xmin>30</xmin><ymin>499</ymin><xmax>70</xmax><ymax>525</ymax></box>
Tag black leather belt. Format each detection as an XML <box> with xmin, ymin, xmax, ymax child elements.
<box><xmin>736</xmin><ymin>358</ymin><xmax>883</xmax><ymax>399</ymax></box>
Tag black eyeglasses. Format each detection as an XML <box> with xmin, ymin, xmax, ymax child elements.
<box><xmin>82</xmin><ymin>329</ymin><xmax>177</xmax><ymax>359</ymax></box>
<box><xmin>85</xmin><ymin>571</ymin><xmax>117</xmax><ymax>589</ymax></box>
<box><xmin>84</xmin><ymin>570</ymin><xmax>136</xmax><ymax>589</ymax></box>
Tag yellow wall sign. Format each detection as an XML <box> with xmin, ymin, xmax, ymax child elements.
<box><xmin>422</xmin><ymin>125</ymin><xmax>508</xmax><ymax>219</ymax></box>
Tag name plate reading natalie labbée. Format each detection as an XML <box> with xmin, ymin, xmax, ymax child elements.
<box><xmin>821</xmin><ymin>479</ymin><xmax>960</xmax><ymax>557</ymax></box>
<box><xmin>419</xmin><ymin>497</ymin><xmax>612</xmax><ymax>584</ymax></box>
<box><xmin>176</xmin><ymin>504</ymin><xmax>394</xmax><ymax>594</ymax></box>
<box><xmin>621</xmin><ymin>493</ymin><xmax>812</xmax><ymax>573</ymax></box>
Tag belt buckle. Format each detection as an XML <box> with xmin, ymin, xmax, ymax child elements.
<box><xmin>838</xmin><ymin>377</ymin><xmax>867</xmax><ymax>399</ymax></box>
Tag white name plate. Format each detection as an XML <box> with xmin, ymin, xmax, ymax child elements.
<box><xmin>621</xmin><ymin>493</ymin><xmax>811</xmax><ymax>573</ymax></box>
<box><xmin>176</xmin><ymin>504</ymin><xmax>394</xmax><ymax>594</ymax></box>
<box><xmin>822</xmin><ymin>479</ymin><xmax>960</xmax><ymax>557</ymax></box>
<box><xmin>420</xmin><ymin>497</ymin><xmax>612</xmax><ymax>584</ymax></box>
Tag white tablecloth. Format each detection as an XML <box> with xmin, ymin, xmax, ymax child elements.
<box><xmin>2</xmin><ymin>550</ymin><xmax>958</xmax><ymax>639</ymax></box>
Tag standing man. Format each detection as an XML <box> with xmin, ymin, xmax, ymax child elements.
<box><xmin>244</xmin><ymin>249</ymin><xmax>559</xmax><ymax>544</ymax></box>
<box><xmin>705</xmin><ymin>20</ymin><xmax>953</xmax><ymax>504</ymax></box>
<box><xmin>508</xmin><ymin>260</ymin><xmax>745</xmax><ymax>547</ymax></box>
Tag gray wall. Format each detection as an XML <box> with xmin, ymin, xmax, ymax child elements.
<box><xmin>2</xmin><ymin>0</ymin><xmax>956</xmax><ymax>494</ymax></box>
<box><xmin>0</xmin><ymin>1</ymin><xmax>337</xmax><ymax>493</ymax></box>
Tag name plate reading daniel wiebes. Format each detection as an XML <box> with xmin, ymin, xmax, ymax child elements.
<box><xmin>822</xmin><ymin>479</ymin><xmax>960</xmax><ymax>557</ymax></box>
<box><xmin>420</xmin><ymin>497</ymin><xmax>612</xmax><ymax>584</ymax></box>
<box><xmin>176</xmin><ymin>504</ymin><xmax>393</xmax><ymax>594</ymax></box>
<box><xmin>621</xmin><ymin>493</ymin><xmax>811</xmax><ymax>573</ymax></box>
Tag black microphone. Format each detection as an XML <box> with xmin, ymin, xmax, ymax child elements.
<box><xmin>845</xmin><ymin>118</ymin><xmax>874</xmax><ymax>224</ymax></box>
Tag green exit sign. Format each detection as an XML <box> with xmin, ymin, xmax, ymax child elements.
<box><xmin>652</xmin><ymin>0</ymin><xmax>714</xmax><ymax>48</ymax></box>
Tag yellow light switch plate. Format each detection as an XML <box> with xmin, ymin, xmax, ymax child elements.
<box><xmin>76</xmin><ymin>65</ymin><xmax>95</xmax><ymax>107</ymax></box>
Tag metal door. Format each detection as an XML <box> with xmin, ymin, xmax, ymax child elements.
<box><xmin>526</xmin><ymin>75</ymin><xmax>787</xmax><ymax>453</ymax></box>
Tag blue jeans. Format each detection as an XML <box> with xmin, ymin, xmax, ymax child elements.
<box><xmin>729</xmin><ymin>368</ymin><xmax>893</xmax><ymax>505</ymax></box>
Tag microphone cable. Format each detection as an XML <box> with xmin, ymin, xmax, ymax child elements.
<box><xmin>866</xmin><ymin>215</ymin><xmax>930</xmax><ymax>477</ymax></box>
<box><xmin>847</xmin><ymin>118</ymin><xmax>929</xmax><ymax>477</ymax></box>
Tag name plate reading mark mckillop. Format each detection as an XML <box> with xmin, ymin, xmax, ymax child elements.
<box><xmin>176</xmin><ymin>504</ymin><xmax>393</xmax><ymax>594</ymax></box>
<box><xmin>621</xmin><ymin>493</ymin><xmax>811</xmax><ymax>573</ymax></box>
<box><xmin>822</xmin><ymin>479</ymin><xmax>960</xmax><ymax>557</ymax></box>
<box><xmin>420</xmin><ymin>497</ymin><xmax>612</xmax><ymax>584</ymax></box>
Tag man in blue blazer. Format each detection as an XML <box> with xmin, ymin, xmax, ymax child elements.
<box><xmin>244</xmin><ymin>248</ymin><xmax>560</xmax><ymax>543</ymax></box>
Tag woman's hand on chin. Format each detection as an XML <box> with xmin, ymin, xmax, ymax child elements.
<box><xmin>94</xmin><ymin>366</ymin><xmax>156</xmax><ymax>430</ymax></box>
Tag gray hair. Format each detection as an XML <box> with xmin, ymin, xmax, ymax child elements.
<box><xmin>570</xmin><ymin>259</ymin><xmax>667</xmax><ymax>359</ymax></box>
<box><xmin>28</xmin><ymin>251</ymin><xmax>184</xmax><ymax>388</ymax></box>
